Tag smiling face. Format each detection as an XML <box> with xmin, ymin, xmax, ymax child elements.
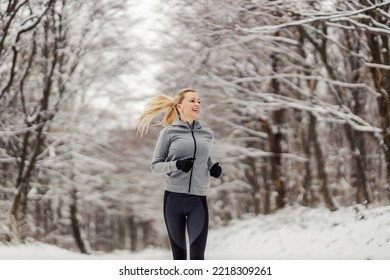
<box><xmin>176</xmin><ymin>91</ymin><xmax>201</xmax><ymax>124</ymax></box>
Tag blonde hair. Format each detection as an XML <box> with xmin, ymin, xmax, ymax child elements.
<box><xmin>136</xmin><ymin>88</ymin><xmax>195</xmax><ymax>137</ymax></box>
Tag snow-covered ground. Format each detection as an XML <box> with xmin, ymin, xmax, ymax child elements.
<box><xmin>1</xmin><ymin>204</ymin><xmax>389</xmax><ymax>260</ymax></box>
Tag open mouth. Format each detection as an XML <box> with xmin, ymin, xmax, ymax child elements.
<box><xmin>192</xmin><ymin>108</ymin><xmax>200</xmax><ymax>113</ymax></box>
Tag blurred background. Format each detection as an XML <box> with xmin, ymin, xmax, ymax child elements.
<box><xmin>1</xmin><ymin>0</ymin><xmax>390</xmax><ymax>254</ymax></box>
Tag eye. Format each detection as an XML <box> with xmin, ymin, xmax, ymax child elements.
<box><xmin>189</xmin><ymin>99</ymin><xmax>201</xmax><ymax>104</ymax></box>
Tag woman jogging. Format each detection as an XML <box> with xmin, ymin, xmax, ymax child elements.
<box><xmin>136</xmin><ymin>88</ymin><xmax>222</xmax><ymax>260</ymax></box>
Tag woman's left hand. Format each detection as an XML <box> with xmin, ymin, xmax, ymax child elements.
<box><xmin>210</xmin><ymin>163</ymin><xmax>222</xmax><ymax>178</ymax></box>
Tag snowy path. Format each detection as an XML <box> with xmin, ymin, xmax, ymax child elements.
<box><xmin>1</xmin><ymin>205</ymin><xmax>389</xmax><ymax>260</ymax></box>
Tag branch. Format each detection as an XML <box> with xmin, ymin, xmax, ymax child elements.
<box><xmin>365</xmin><ymin>62</ymin><xmax>390</xmax><ymax>70</ymax></box>
<box><xmin>0</xmin><ymin>0</ymin><xmax>28</xmax><ymax>57</ymax></box>
<box><xmin>237</xmin><ymin>1</ymin><xmax>390</xmax><ymax>34</ymax></box>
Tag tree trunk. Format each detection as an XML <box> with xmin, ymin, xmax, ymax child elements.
<box><xmin>301</xmin><ymin>114</ymin><xmax>313</xmax><ymax>207</ymax></box>
<box><xmin>270</xmin><ymin>120</ymin><xmax>285</xmax><ymax>209</ymax></box>
<box><xmin>70</xmin><ymin>188</ymin><xmax>91</xmax><ymax>254</ymax></box>
<box><xmin>244</xmin><ymin>156</ymin><xmax>262</xmax><ymax>215</ymax></box>
<box><xmin>265</xmin><ymin>48</ymin><xmax>286</xmax><ymax>210</ymax></box>
<box><xmin>260</xmin><ymin>112</ymin><xmax>285</xmax><ymax>211</ymax></box>
<box><xmin>129</xmin><ymin>216</ymin><xmax>138</xmax><ymax>252</ymax></box>
<box><xmin>344</xmin><ymin>124</ymin><xmax>372</xmax><ymax>204</ymax></box>
<box><xmin>262</xmin><ymin>163</ymin><xmax>272</xmax><ymax>214</ymax></box>
<box><xmin>366</xmin><ymin>31</ymin><xmax>390</xmax><ymax>183</ymax></box>
<box><xmin>310</xmin><ymin>113</ymin><xmax>338</xmax><ymax>211</ymax></box>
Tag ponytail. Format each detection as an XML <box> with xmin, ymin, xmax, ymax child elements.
<box><xmin>136</xmin><ymin>88</ymin><xmax>195</xmax><ymax>137</ymax></box>
<box><xmin>136</xmin><ymin>95</ymin><xmax>178</xmax><ymax>137</ymax></box>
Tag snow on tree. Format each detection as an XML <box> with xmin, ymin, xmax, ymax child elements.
<box><xmin>154</xmin><ymin>0</ymin><xmax>390</xmax><ymax>222</ymax></box>
<box><xmin>0</xmin><ymin>0</ymin><xmax>154</xmax><ymax>252</ymax></box>
<box><xmin>2</xmin><ymin>0</ymin><xmax>390</xmax><ymax>254</ymax></box>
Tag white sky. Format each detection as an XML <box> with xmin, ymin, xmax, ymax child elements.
<box><xmin>89</xmin><ymin>0</ymin><xmax>165</xmax><ymax>129</ymax></box>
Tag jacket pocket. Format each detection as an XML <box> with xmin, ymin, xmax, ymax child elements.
<box><xmin>167</xmin><ymin>170</ymin><xmax>189</xmax><ymax>187</ymax></box>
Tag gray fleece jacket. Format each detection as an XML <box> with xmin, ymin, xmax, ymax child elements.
<box><xmin>151</xmin><ymin>119</ymin><xmax>215</xmax><ymax>196</ymax></box>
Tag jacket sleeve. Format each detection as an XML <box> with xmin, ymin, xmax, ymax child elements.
<box><xmin>207</xmin><ymin>156</ymin><xmax>215</xmax><ymax>170</ymax></box>
<box><xmin>207</xmin><ymin>132</ymin><xmax>216</xmax><ymax>170</ymax></box>
<box><xmin>151</xmin><ymin>129</ymin><xmax>177</xmax><ymax>174</ymax></box>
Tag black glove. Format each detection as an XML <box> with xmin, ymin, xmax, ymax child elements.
<box><xmin>176</xmin><ymin>157</ymin><xmax>194</xmax><ymax>173</ymax></box>
<box><xmin>210</xmin><ymin>162</ymin><xmax>222</xmax><ymax>178</ymax></box>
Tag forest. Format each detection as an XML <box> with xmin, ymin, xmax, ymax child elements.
<box><xmin>1</xmin><ymin>0</ymin><xmax>390</xmax><ymax>254</ymax></box>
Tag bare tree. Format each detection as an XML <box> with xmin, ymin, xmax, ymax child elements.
<box><xmin>2</xmin><ymin>0</ymin><xmax>390</xmax><ymax>252</ymax></box>
<box><xmin>153</xmin><ymin>0</ymin><xmax>390</xmax><ymax>220</ymax></box>
<box><xmin>0</xmin><ymin>0</ymin><xmax>145</xmax><ymax>252</ymax></box>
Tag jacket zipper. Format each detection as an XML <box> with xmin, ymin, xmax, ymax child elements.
<box><xmin>188</xmin><ymin>123</ymin><xmax>197</xmax><ymax>193</ymax></box>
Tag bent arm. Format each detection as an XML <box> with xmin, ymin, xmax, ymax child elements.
<box><xmin>151</xmin><ymin>129</ymin><xmax>178</xmax><ymax>174</ymax></box>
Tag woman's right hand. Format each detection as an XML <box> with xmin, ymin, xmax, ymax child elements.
<box><xmin>176</xmin><ymin>157</ymin><xmax>194</xmax><ymax>173</ymax></box>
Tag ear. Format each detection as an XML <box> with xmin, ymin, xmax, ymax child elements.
<box><xmin>176</xmin><ymin>104</ymin><xmax>183</xmax><ymax>112</ymax></box>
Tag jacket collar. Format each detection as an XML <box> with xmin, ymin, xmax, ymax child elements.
<box><xmin>172</xmin><ymin>118</ymin><xmax>202</xmax><ymax>129</ymax></box>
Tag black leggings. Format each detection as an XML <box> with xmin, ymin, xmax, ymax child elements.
<box><xmin>163</xmin><ymin>191</ymin><xmax>209</xmax><ymax>260</ymax></box>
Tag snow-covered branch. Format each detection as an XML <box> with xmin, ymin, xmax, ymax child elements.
<box><xmin>238</xmin><ymin>1</ymin><xmax>390</xmax><ymax>34</ymax></box>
